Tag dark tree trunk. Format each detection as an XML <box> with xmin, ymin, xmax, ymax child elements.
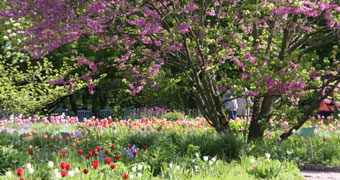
<box><xmin>99</xmin><ymin>93</ymin><xmax>108</xmax><ymax>109</ymax></box>
<box><xmin>248</xmin><ymin>95</ymin><xmax>275</xmax><ymax>141</ymax></box>
<box><xmin>82</xmin><ymin>90</ymin><xmax>88</xmax><ymax>109</ymax></box>
<box><xmin>191</xmin><ymin>71</ymin><xmax>230</xmax><ymax>133</ymax></box>
<box><xmin>69</xmin><ymin>94</ymin><xmax>77</xmax><ymax>116</ymax></box>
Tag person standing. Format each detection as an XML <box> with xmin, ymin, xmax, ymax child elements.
<box><xmin>237</xmin><ymin>96</ymin><xmax>252</xmax><ymax>118</ymax></box>
<box><xmin>223</xmin><ymin>89</ymin><xmax>238</xmax><ymax>120</ymax></box>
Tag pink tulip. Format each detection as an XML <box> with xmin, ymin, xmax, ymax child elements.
<box><xmin>268</xmin><ymin>132</ymin><xmax>273</xmax><ymax>137</ymax></box>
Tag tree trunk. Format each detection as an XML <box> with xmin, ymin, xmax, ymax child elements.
<box><xmin>69</xmin><ymin>94</ymin><xmax>77</xmax><ymax>116</ymax></box>
<box><xmin>248</xmin><ymin>95</ymin><xmax>275</xmax><ymax>141</ymax></box>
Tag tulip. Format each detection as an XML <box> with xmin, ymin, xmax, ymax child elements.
<box><xmin>105</xmin><ymin>157</ymin><xmax>112</xmax><ymax>164</ymax></box>
<box><xmin>48</xmin><ymin>161</ymin><xmax>54</xmax><ymax>168</ymax></box>
<box><xmin>43</xmin><ymin>134</ymin><xmax>48</xmax><ymax>140</ymax></box>
<box><xmin>268</xmin><ymin>132</ymin><xmax>272</xmax><ymax>137</ymax></box>
<box><xmin>111</xmin><ymin>145</ymin><xmax>115</xmax><ymax>150</ymax></box>
<box><xmin>65</xmin><ymin>164</ymin><xmax>71</xmax><ymax>170</ymax></box>
<box><xmin>83</xmin><ymin>169</ymin><xmax>89</xmax><ymax>174</ymax></box>
<box><xmin>105</xmin><ymin>149</ymin><xmax>109</xmax><ymax>154</ymax></box>
<box><xmin>93</xmin><ymin>163</ymin><xmax>98</xmax><ymax>169</ymax></box>
<box><xmin>123</xmin><ymin>174</ymin><xmax>129</xmax><ymax>179</ymax></box>
<box><xmin>60</xmin><ymin>170</ymin><xmax>67</xmax><ymax>177</ymax></box>
<box><xmin>116</xmin><ymin>154</ymin><xmax>121</xmax><ymax>159</ymax></box>
<box><xmin>110</xmin><ymin>164</ymin><xmax>116</xmax><ymax>169</ymax></box>
<box><xmin>28</xmin><ymin>149</ymin><xmax>33</xmax><ymax>155</ymax></box>
<box><xmin>59</xmin><ymin>162</ymin><xmax>66</xmax><ymax>169</ymax></box>
<box><xmin>68</xmin><ymin>170</ymin><xmax>74</xmax><ymax>177</ymax></box>
<box><xmin>78</xmin><ymin>149</ymin><xmax>83</xmax><ymax>155</ymax></box>
<box><xmin>16</xmin><ymin>169</ymin><xmax>23</xmax><ymax>176</ymax></box>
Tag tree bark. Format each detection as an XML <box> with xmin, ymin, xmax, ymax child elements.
<box><xmin>248</xmin><ymin>95</ymin><xmax>275</xmax><ymax>141</ymax></box>
<box><xmin>69</xmin><ymin>94</ymin><xmax>77</xmax><ymax>116</ymax></box>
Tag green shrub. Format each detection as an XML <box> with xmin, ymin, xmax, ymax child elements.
<box><xmin>161</xmin><ymin>111</ymin><xmax>184</xmax><ymax>121</ymax></box>
<box><xmin>176</xmin><ymin>131</ymin><xmax>245</xmax><ymax>161</ymax></box>
<box><xmin>0</xmin><ymin>145</ymin><xmax>28</xmax><ymax>175</ymax></box>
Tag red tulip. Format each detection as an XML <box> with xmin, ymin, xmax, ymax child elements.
<box><xmin>93</xmin><ymin>163</ymin><xmax>98</xmax><ymax>169</ymax></box>
<box><xmin>65</xmin><ymin>164</ymin><xmax>71</xmax><ymax>170</ymax></box>
<box><xmin>83</xmin><ymin>169</ymin><xmax>89</xmax><ymax>174</ymax></box>
<box><xmin>59</xmin><ymin>162</ymin><xmax>66</xmax><ymax>169</ymax></box>
<box><xmin>93</xmin><ymin>160</ymin><xmax>98</xmax><ymax>164</ymax></box>
<box><xmin>116</xmin><ymin>154</ymin><xmax>121</xmax><ymax>159</ymax></box>
<box><xmin>111</xmin><ymin>144</ymin><xmax>115</xmax><ymax>150</ymax></box>
<box><xmin>16</xmin><ymin>169</ymin><xmax>23</xmax><ymax>176</ymax></box>
<box><xmin>105</xmin><ymin>157</ymin><xmax>112</xmax><ymax>164</ymax></box>
<box><xmin>123</xmin><ymin>173</ymin><xmax>129</xmax><ymax>179</ymax></box>
<box><xmin>32</xmin><ymin>130</ymin><xmax>36</xmax><ymax>135</ymax></box>
<box><xmin>105</xmin><ymin>149</ymin><xmax>109</xmax><ymax>154</ymax></box>
<box><xmin>28</xmin><ymin>149</ymin><xmax>33</xmax><ymax>155</ymax></box>
<box><xmin>143</xmin><ymin>146</ymin><xmax>147</xmax><ymax>151</ymax></box>
<box><xmin>96</xmin><ymin>146</ymin><xmax>101</xmax><ymax>152</ymax></box>
<box><xmin>61</xmin><ymin>151</ymin><xmax>66</xmax><ymax>156</ymax></box>
<box><xmin>92</xmin><ymin>149</ymin><xmax>96</xmax><ymax>154</ymax></box>
<box><xmin>60</xmin><ymin>170</ymin><xmax>67</xmax><ymax>177</ymax></box>
<box><xmin>86</xmin><ymin>155</ymin><xmax>90</xmax><ymax>159</ymax></box>
<box><xmin>132</xmin><ymin>152</ymin><xmax>137</xmax><ymax>156</ymax></box>
<box><xmin>78</xmin><ymin>149</ymin><xmax>83</xmax><ymax>155</ymax></box>
<box><xmin>88</xmin><ymin>151</ymin><xmax>93</xmax><ymax>156</ymax></box>
<box><xmin>128</xmin><ymin>144</ymin><xmax>132</xmax><ymax>149</ymax></box>
<box><xmin>110</xmin><ymin>164</ymin><xmax>116</xmax><ymax>169</ymax></box>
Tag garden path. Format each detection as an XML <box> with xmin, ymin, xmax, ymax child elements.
<box><xmin>301</xmin><ymin>170</ymin><xmax>340</xmax><ymax>180</ymax></box>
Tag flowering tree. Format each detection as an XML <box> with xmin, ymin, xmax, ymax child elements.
<box><xmin>1</xmin><ymin>0</ymin><xmax>340</xmax><ymax>139</ymax></box>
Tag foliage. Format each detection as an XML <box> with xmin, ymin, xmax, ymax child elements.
<box><xmin>161</xmin><ymin>111</ymin><xmax>184</xmax><ymax>121</ymax></box>
<box><xmin>0</xmin><ymin>145</ymin><xmax>27</xmax><ymax>175</ymax></box>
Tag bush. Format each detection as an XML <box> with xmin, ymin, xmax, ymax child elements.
<box><xmin>161</xmin><ymin>111</ymin><xmax>184</xmax><ymax>121</ymax></box>
<box><xmin>0</xmin><ymin>145</ymin><xmax>28</xmax><ymax>175</ymax></box>
<box><xmin>176</xmin><ymin>131</ymin><xmax>245</xmax><ymax>161</ymax></box>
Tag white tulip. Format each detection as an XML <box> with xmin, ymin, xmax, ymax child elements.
<box><xmin>48</xmin><ymin>161</ymin><xmax>54</xmax><ymax>168</ymax></box>
<box><xmin>6</xmin><ymin>171</ymin><xmax>12</xmax><ymax>177</ymax></box>
<box><xmin>137</xmin><ymin>173</ymin><xmax>142</xmax><ymax>177</ymax></box>
<box><xmin>132</xmin><ymin>166</ymin><xmax>137</xmax><ymax>172</ymax></box>
<box><xmin>203</xmin><ymin>156</ymin><xmax>209</xmax><ymax>162</ymax></box>
<box><xmin>250</xmin><ymin>159</ymin><xmax>256</xmax><ymax>163</ymax></box>
<box><xmin>292</xmin><ymin>129</ymin><xmax>296</xmax><ymax>134</ymax></box>
<box><xmin>54</xmin><ymin>169</ymin><xmax>59</xmax><ymax>174</ymax></box>
<box><xmin>29</xmin><ymin>168</ymin><xmax>34</xmax><ymax>174</ymax></box>
<box><xmin>138</xmin><ymin>164</ymin><xmax>143</xmax><ymax>170</ymax></box>
<box><xmin>265</xmin><ymin>153</ymin><xmax>271</xmax><ymax>159</ymax></box>
<box><xmin>212</xmin><ymin>156</ymin><xmax>216</xmax><ymax>162</ymax></box>
<box><xmin>56</xmin><ymin>173</ymin><xmax>62</xmax><ymax>179</ymax></box>
<box><xmin>169</xmin><ymin>163</ymin><xmax>173</xmax><ymax>168</ymax></box>
<box><xmin>26</xmin><ymin>163</ymin><xmax>32</xmax><ymax>169</ymax></box>
<box><xmin>75</xmin><ymin>167</ymin><xmax>79</xmax><ymax>173</ymax></box>
<box><xmin>68</xmin><ymin>170</ymin><xmax>74</xmax><ymax>177</ymax></box>
<box><xmin>130</xmin><ymin>174</ymin><xmax>135</xmax><ymax>179</ymax></box>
